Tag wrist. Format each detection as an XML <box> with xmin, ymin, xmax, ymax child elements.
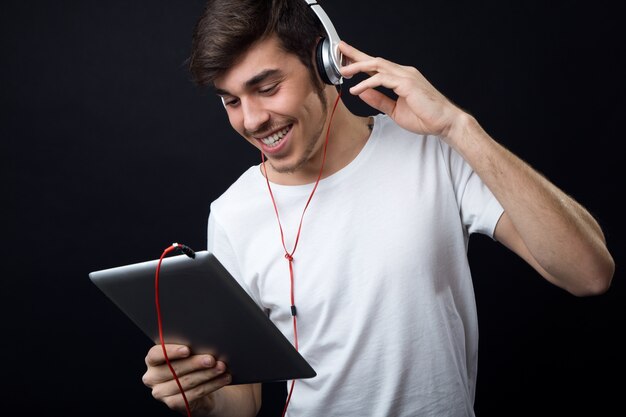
<box><xmin>441</xmin><ymin>109</ymin><xmax>471</xmax><ymax>140</ymax></box>
<box><xmin>441</xmin><ymin>110</ymin><xmax>483</xmax><ymax>149</ymax></box>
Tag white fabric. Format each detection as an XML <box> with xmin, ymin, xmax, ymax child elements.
<box><xmin>207</xmin><ymin>114</ymin><xmax>504</xmax><ymax>417</ymax></box>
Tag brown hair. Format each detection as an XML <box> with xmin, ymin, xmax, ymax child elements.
<box><xmin>188</xmin><ymin>0</ymin><xmax>326</xmax><ymax>89</ymax></box>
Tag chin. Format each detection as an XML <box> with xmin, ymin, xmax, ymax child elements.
<box><xmin>268</xmin><ymin>161</ymin><xmax>299</xmax><ymax>175</ymax></box>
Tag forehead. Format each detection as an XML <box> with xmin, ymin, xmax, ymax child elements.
<box><xmin>214</xmin><ymin>36</ymin><xmax>298</xmax><ymax>92</ymax></box>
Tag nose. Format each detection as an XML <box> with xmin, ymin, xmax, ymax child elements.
<box><xmin>242</xmin><ymin>98</ymin><xmax>270</xmax><ymax>134</ymax></box>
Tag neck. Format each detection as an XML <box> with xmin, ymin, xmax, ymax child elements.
<box><xmin>320</xmin><ymin>99</ymin><xmax>371</xmax><ymax>176</ymax></box>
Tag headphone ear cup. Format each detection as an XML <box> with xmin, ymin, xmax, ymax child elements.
<box><xmin>315</xmin><ymin>37</ymin><xmax>333</xmax><ymax>85</ymax></box>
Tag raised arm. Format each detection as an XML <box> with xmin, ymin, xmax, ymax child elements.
<box><xmin>339</xmin><ymin>41</ymin><xmax>614</xmax><ymax>296</ymax></box>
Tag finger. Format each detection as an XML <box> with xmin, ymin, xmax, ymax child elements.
<box><xmin>160</xmin><ymin>371</ymin><xmax>232</xmax><ymax>412</ymax></box>
<box><xmin>145</xmin><ymin>344</ymin><xmax>190</xmax><ymax>367</ymax></box>
<box><xmin>155</xmin><ymin>360</ymin><xmax>230</xmax><ymax>398</ymax></box>
<box><xmin>338</xmin><ymin>41</ymin><xmax>377</xmax><ymax>77</ymax></box>
<box><xmin>183</xmin><ymin>370</ymin><xmax>232</xmax><ymax>400</ymax></box>
<box><xmin>342</xmin><ymin>57</ymin><xmax>411</xmax><ymax>80</ymax></box>
<box><xmin>147</xmin><ymin>354</ymin><xmax>221</xmax><ymax>385</ymax></box>
<box><xmin>349</xmin><ymin>73</ymin><xmax>401</xmax><ymax>97</ymax></box>
<box><xmin>357</xmin><ymin>89</ymin><xmax>397</xmax><ymax>116</ymax></box>
<box><xmin>338</xmin><ymin>40</ymin><xmax>374</xmax><ymax>64</ymax></box>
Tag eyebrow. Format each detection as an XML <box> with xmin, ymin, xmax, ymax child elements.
<box><xmin>214</xmin><ymin>69</ymin><xmax>284</xmax><ymax>96</ymax></box>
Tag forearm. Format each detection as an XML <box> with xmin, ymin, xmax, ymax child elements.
<box><xmin>208</xmin><ymin>384</ymin><xmax>261</xmax><ymax>417</ymax></box>
<box><xmin>446</xmin><ymin>113</ymin><xmax>614</xmax><ymax>294</ymax></box>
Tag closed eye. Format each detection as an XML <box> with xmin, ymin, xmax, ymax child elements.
<box><xmin>259</xmin><ymin>83</ymin><xmax>279</xmax><ymax>95</ymax></box>
<box><xmin>218</xmin><ymin>81</ymin><xmax>280</xmax><ymax>107</ymax></box>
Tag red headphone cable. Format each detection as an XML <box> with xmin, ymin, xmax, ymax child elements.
<box><xmin>262</xmin><ymin>87</ymin><xmax>343</xmax><ymax>417</ymax></box>
<box><xmin>155</xmin><ymin>243</ymin><xmax>196</xmax><ymax>417</ymax></box>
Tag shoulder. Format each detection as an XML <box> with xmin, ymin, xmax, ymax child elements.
<box><xmin>370</xmin><ymin>113</ymin><xmax>446</xmax><ymax>158</ymax></box>
<box><xmin>210</xmin><ymin>165</ymin><xmax>264</xmax><ymax>215</ymax></box>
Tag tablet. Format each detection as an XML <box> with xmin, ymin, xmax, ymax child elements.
<box><xmin>89</xmin><ymin>250</ymin><xmax>316</xmax><ymax>385</ymax></box>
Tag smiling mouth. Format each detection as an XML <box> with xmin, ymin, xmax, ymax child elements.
<box><xmin>259</xmin><ymin>125</ymin><xmax>292</xmax><ymax>147</ymax></box>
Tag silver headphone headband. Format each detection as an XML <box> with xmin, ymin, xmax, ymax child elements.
<box><xmin>304</xmin><ymin>0</ymin><xmax>343</xmax><ymax>83</ymax></box>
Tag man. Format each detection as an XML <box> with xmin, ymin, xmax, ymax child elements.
<box><xmin>141</xmin><ymin>1</ymin><xmax>615</xmax><ymax>416</ymax></box>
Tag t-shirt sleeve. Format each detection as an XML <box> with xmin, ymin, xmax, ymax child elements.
<box><xmin>460</xmin><ymin>171</ymin><xmax>504</xmax><ymax>238</ymax></box>
<box><xmin>207</xmin><ymin>209</ymin><xmax>242</xmax><ymax>282</ymax></box>
<box><xmin>440</xmin><ymin>140</ymin><xmax>504</xmax><ymax>239</ymax></box>
<box><xmin>207</xmin><ymin>207</ymin><xmax>265</xmax><ymax>306</ymax></box>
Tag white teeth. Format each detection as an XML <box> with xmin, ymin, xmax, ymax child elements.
<box><xmin>261</xmin><ymin>126</ymin><xmax>291</xmax><ymax>147</ymax></box>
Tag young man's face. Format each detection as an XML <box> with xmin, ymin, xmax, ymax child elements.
<box><xmin>214</xmin><ymin>35</ymin><xmax>330</xmax><ymax>177</ymax></box>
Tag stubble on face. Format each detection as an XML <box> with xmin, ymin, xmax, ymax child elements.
<box><xmin>265</xmin><ymin>85</ymin><xmax>329</xmax><ymax>175</ymax></box>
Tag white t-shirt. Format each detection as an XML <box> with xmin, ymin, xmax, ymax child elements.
<box><xmin>207</xmin><ymin>114</ymin><xmax>504</xmax><ymax>417</ymax></box>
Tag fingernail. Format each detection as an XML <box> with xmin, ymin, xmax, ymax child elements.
<box><xmin>178</xmin><ymin>346</ymin><xmax>189</xmax><ymax>355</ymax></box>
<box><xmin>202</xmin><ymin>356</ymin><xmax>214</xmax><ymax>367</ymax></box>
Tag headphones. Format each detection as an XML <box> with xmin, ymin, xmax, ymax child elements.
<box><xmin>304</xmin><ymin>0</ymin><xmax>343</xmax><ymax>85</ymax></box>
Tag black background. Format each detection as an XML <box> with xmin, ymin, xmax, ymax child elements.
<box><xmin>4</xmin><ymin>1</ymin><xmax>625</xmax><ymax>416</ymax></box>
